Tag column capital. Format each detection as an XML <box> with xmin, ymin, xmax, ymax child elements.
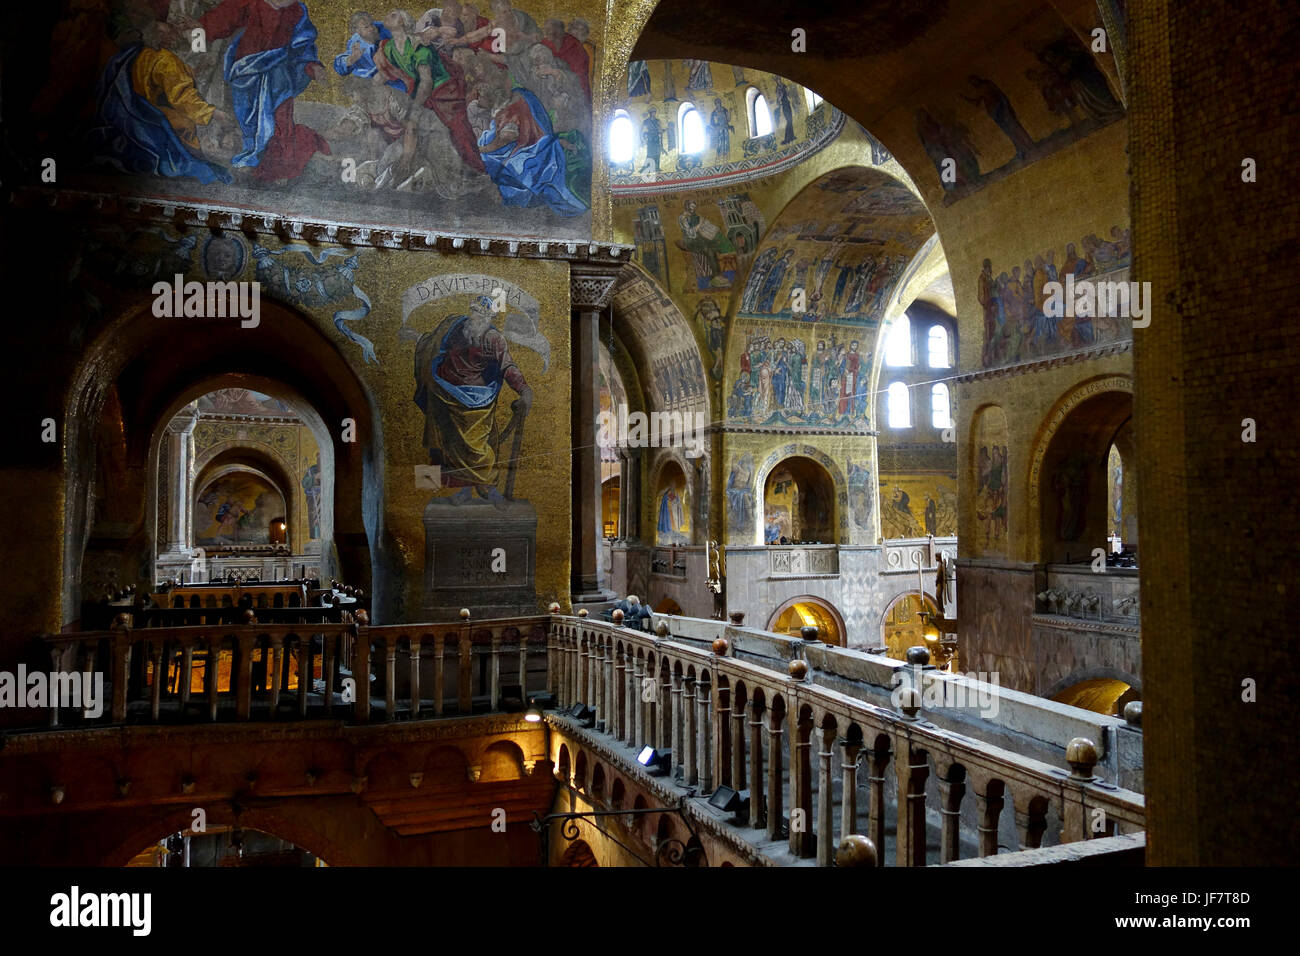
<box><xmin>570</xmin><ymin>265</ymin><xmax>623</xmax><ymax>310</ymax></box>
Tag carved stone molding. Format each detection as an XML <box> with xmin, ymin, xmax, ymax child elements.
<box><xmin>953</xmin><ymin>340</ymin><xmax>1132</xmax><ymax>383</ymax></box>
<box><xmin>13</xmin><ymin>187</ymin><xmax>634</xmax><ymax>265</ymax></box>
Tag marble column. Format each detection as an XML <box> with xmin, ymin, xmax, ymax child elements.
<box><xmin>570</xmin><ymin>269</ymin><xmax>620</xmax><ymax>604</ymax></box>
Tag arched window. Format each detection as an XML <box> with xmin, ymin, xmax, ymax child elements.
<box><xmin>931</xmin><ymin>383</ymin><xmax>952</xmax><ymax>429</ymax></box>
<box><xmin>804</xmin><ymin>88</ymin><xmax>824</xmax><ymax>112</ymax></box>
<box><xmin>884</xmin><ymin>315</ymin><xmax>912</xmax><ymax>367</ymax></box>
<box><xmin>887</xmin><ymin>382</ymin><xmax>911</xmax><ymax>428</ymax></box>
<box><xmin>928</xmin><ymin>324</ymin><xmax>950</xmax><ymax>368</ymax></box>
<box><xmin>746</xmin><ymin>87</ymin><xmax>773</xmax><ymax>137</ymax></box>
<box><xmin>679</xmin><ymin>102</ymin><xmax>706</xmax><ymax>154</ymax></box>
<box><xmin>608</xmin><ymin>110</ymin><xmax>636</xmax><ymax>163</ymax></box>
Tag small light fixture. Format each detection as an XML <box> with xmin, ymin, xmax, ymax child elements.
<box><xmin>524</xmin><ymin>699</ymin><xmax>543</xmax><ymax>723</ymax></box>
<box><xmin>569</xmin><ymin>702</ymin><xmax>596</xmax><ymax>726</ymax></box>
<box><xmin>636</xmin><ymin>746</ymin><xmax>671</xmax><ymax>775</ymax></box>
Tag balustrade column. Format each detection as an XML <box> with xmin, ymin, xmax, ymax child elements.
<box><xmin>384</xmin><ymin>639</ymin><xmax>397</xmax><ymax>721</ymax></box>
<box><xmin>696</xmin><ymin>680</ymin><xmax>712</xmax><ymax>792</ymax></box>
<box><xmin>790</xmin><ymin>720</ymin><xmax>813</xmax><ymax>857</ymax></box>
<box><xmin>585</xmin><ymin>636</ymin><xmax>595</xmax><ymax>711</ymax></box>
<box><xmin>939</xmin><ymin>774</ymin><xmax>966</xmax><ymax>863</ymax></box>
<box><xmin>235</xmin><ymin>636</ymin><xmax>253</xmax><ymax>720</ymax></box>
<box><xmin>519</xmin><ymin>632</ymin><xmax>529</xmax><ymax>701</ymax></box>
<box><xmin>489</xmin><ymin>632</ymin><xmax>502</xmax><ymax>711</ymax></box>
<box><xmin>896</xmin><ymin>740</ymin><xmax>929</xmax><ymax>867</ymax></box>
<box><xmin>658</xmin><ymin>669</ymin><xmax>672</xmax><ymax>752</ymax></box>
<box><xmin>150</xmin><ymin>641</ymin><xmax>164</xmax><ymax>721</ymax></box>
<box><xmin>976</xmin><ymin>785</ymin><xmax>1005</xmax><ymax>857</ymax></box>
<box><xmin>624</xmin><ymin>654</ymin><xmax>637</xmax><ymax>747</ymax></box>
<box><xmin>632</xmin><ymin>657</ymin><xmax>645</xmax><ymax>747</ymax></box>
<box><xmin>611</xmin><ymin>649</ymin><xmax>623</xmax><ymax>738</ymax></box>
<box><xmin>816</xmin><ymin>732</ymin><xmax>835</xmax><ymax>866</ymax></box>
<box><xmin>732</xmin><ymin>703</ymin><xmax>747</xmax><ymax>793</ymax></box>
<box><xmin>409</xmin><ymin>639</ymin><xmax>422</xmax><ymax>717</ymax></box>
<box><xmin>683</xmin><ymin>678</ymin><xmax>697</xmax><ymax>785</ymax></box>
<box><xmin>840</xmin><ymin>740</ymin><xmax>861</xmax><ymax>842</ymax></box>
<box><xmin>670</xmin><ymin>672</ymin><xmax>684</xmax><ymax>779</ymax></box>
<box><xmin>749</xmin><ymin>703</ymin><xmax>765</xmax><ymax>829</ymax></box>
<box><xmin>603</xmin><ymin>642</ymin><xmax>614</xmax><ymax>734</ymax></box>
<box><xmin>433</xmin><ymin>635</ymin><xmax>445</xmax><ymax>716</ymax></box>
<box><xmin>207</xmin><ymin>635</ymin><xmax>221</xmax><ymax>721</ymax></box>
<box><xmin>866</xmin><ymin>742</ymin><xmax>890</xmax><ymax>866</ymax></box>
<box><xmin>766</xmin><ymin>715</ymin><xmax>784</xmax><ymax>842</ymax></box>
<box><xmin>270</xmin><ymin>636</ymin><xmax>285</xmax><ymax>716</ymax></box>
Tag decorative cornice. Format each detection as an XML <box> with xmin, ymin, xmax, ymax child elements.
<box><xmin>12</xmin><ymin>187</ymin><xmax>634</xmax><ymax>265</ymax></box>
<box><xmin>953</xmin><ymin>340</ymin><xmax>1132</xmax><ymax>384</ymax></box>
<box><xmin>719</xmin><ymin>424</ymin><xmax>879</xmax><ymax>437</ymax></box>
<box><xmin>1032</xmin><ymin>614</ymin><xmax>1140</xmax><ymax>637</ymax></box>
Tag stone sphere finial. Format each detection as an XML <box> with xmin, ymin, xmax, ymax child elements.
<box><xmin>1123</xmin><ymin>701</ymin><xmax>1143</xmax><ymax>726</ymax></box>
<box><xmin>612</xmin><ymin>608</ymin><xmax>625</xmax><ymax>625</ymax></box>
<box><xmin>354</xmin><ymin>609</ymin><xmax>369</xmax><ymax>626</ymax></box>
<box><xmin>113</xmin><ymin>613</ymin><xmax>132</xmax><ymax>629</ymax></box>
<box><xmin>712</xmin><ymin>637</ymin><xmax>729</xmax><ymax>656</ymax></box>
<box><xmin>788</xmin><ymin>659</ymin><xmax>808</xmax><ymax>681</ymax></box>
<box><xmin>577</xmin><ymin>608</ymin><xmax>589</xmax><ymax>618</ymax></box>
<box><xmin>459</xmin><ymin>608</ymin><xmax>471</xmax><ymax>620</ymax></box>
<box><xmin>1066</xmin><ymin>737</ymin><xmax>1099</xmax><ymax>778</ymax></box>
<box><xmin>800</xmin><ymin>625</ymin><xmax>819</xmax><ymax>643</ymax></box>
<box><xmin>728</xmin><ymin>610</ymin><xmax>745</xmax><ymax>626</ymax></box>
<box><xmin>835</xmin><ymin>834</ymin><xmax>878</xmax><ymax>868</ymax></box>
<box><xmin>242</xmin><ymin>609</ymin><xmax>257</xmax><ymax>625</ymax></box>
<box><xmin>897</xmin><ymin>685</ymin><xmax>922</xmax><ymax>718</ymax></box>
<box><xmin>905</xmin><ymin>645</ymin><xmax>931</xmax><ymax>666</ymax></box>
<box><xmin>655</xmin><ymin>620</ymin><xmax>670</xmax><ymax>637</ymax></box>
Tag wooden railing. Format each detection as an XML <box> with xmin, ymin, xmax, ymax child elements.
<box><xmin>549</xmin><ymin>615</ymin><xmax>1145</xmax><ymax>866</ymax></box>
<box><xmin>39</xmin><ymin>615</ymin><xmax>548</xmax><ymax>726</ymax></box>
<box><xmin>37</xmin><ymin>610</ymin><xmax>1143</xmax><ymax>866</ymax></box>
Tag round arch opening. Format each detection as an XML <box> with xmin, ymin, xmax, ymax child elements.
<box><xmin>1050</xmin><ymin>677</ymin><xmax>1139</xmax><ymax>717</ymax></box>
<box><xmin>767</xmin><ymin>596</ymin><xmax>844</xmax><ymax>646</ymax></box>
<box><xmin>762</xmin><ymin>456</ymin><xmax>836</xmax><ymax>545</ymax></box>
<box><xmin>1037</xmin><ymin>389</ymin><xmax>1134</xmax><ymax>565</ymax></box>
<box><xmin>880</xmin><ymin>591</ymin><xmax>940</xmax><ymax>661</ymax></box>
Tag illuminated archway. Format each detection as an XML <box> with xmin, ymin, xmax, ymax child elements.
<box><xmin>767</xmin><ymin>596</ymin><xmax>844</xmax><ymax>646</ymax></box>
<box><xmin>880</xmin><ymin>591</ymin><xmax>940</xmax><ymax>661</ymax></box>
<box><xmin>1050</xmin><ymin>677</ymin><xmax>1138</xmax><ymax>717</ymax></box>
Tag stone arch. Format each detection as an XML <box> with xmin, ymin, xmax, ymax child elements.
<box><xmin>558</xmin><ymin>839</ymin><xmax>599</xmax><ymax>867</ymax></box>
<box><xmin>1028</xmin><ymin>377</ymin><xmax>1134</xmax><ymax>563</ymax></box>
<box><xmin>481</xmin><ymin>740</ymin><xmax>527</xmax><ymax>781</ymax></box>
<box><xmin>62</xmin><ymin>296</ymin><xmax>387</xmax><ymax>626</ymax></box>
<box><xmin>753</xmin><ymin>444</ymin><xmax>848</xmax><ymax>544</ymax></box>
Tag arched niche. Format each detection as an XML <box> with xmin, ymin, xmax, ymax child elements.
<box><xmin>653</xmin><ymin>459</ymin><xmax>690</xmax><ymax>546</ymax></box>
<box><xmin>601</xmin><ymin>475</ymin><xmax>621</xmax><ymax>538</ymax></box>
<box><xmin>192</xmin><ymin>466</ymin><xmax>287</xmax><ymax>548</ymax></box>
<box><xmin>767</xmin><ymin>595</ymin><xmax>845</xmax><ymax>646</ymax></box>
<box><xmin>762</xmin><ymin>456</ymin><xmax>836</xmax><ymax>545</ymax></box>
<box><xmin>1036</xmin><ymin>389</ymin><xmax>1134</xmax><ymax>564</ymax></box>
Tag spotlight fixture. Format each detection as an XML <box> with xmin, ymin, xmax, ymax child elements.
<box><xmin>707</xmin><ymin>785</ymin><xmax>750</xmax><ymax>820</ymax></box>
<box><xmin>636</xmin><ymin>746</ymin><xmax>672</xmax><ymax>775</ymax></box>
<box><xmin>524</xmin><ymin>699</ymin><xmax>543</xmax><ymax>723</ymax></box>
<box><xmin>569</xmin><ymin>702</ymin><xmax>596</xmax><ymax>727</ymax></box>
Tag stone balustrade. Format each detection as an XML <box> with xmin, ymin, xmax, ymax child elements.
<box><xmin>549</xmin><ymin>613</ymin><xmax>1144</xmax><ymax>866</ymax></box>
